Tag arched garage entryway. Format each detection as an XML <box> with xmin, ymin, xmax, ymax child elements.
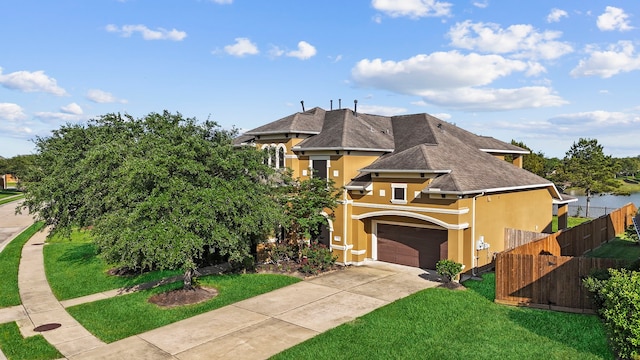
<box><xmin>376</xmin><ymin>223</ymin><xmax>447</xmax><ymax>269</ymax></box>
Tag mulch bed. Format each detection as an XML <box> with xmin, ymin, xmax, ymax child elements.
<box><xmin>148</xmin><ymin>286</ymin><xmax>218</xmax><ymax>308</ymax></box>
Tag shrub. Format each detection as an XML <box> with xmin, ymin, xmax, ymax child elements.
<box><xmin>584</xmin><ymin>268</ymin><xmax>640</xmax><ymax>359</ymax></box>
<box><xmin>265</xmin><ymin>242</ymin><xmax>297</xmax><ymax>264</ymax></box>
<box><xmin>299</xmin><ymin>242</ymin><xmax>337</xmax><ymax>275</ymax></box>
<box><xmin>436</xmin><ymin>259</ymin><xmax>463</xmax><ymax>283</ymax></box>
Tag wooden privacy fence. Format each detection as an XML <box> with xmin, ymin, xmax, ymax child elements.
<box><xmin>495</xmin><ymin>203</ymin><xmax>638</xmax><ymax>313</ymax></box>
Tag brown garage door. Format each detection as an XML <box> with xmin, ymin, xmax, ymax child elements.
<box><xmin>377</xmin><ymin>224</ymin><xmax>447</xmax><ymax>269</ymax></box>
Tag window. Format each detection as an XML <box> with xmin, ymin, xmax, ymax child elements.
<box><xmin>391</xmin><ymin>184</ymin><xmax>407</xmax><ymax>204</ymax></box>
<box><xmin>311</xmin><ymin>159</ymin><xmax>328</xmax><ymax>179</ymax></box>
<box><xmin>277</xmin><ymin>146</ymin><xmax>285</xmax><ymax>169</ymax></box>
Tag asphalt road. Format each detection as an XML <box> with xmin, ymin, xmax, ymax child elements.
<box><xmin>0</xmin><ymin>200</ymin><xmax>35</xmax><ymax>253</ymax></box>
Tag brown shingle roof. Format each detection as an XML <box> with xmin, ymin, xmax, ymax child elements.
<box><xmin>294</xmin><ymin>109</ymin><xmax>394</xmax><ymax>151</ymax></box>
<box><xmin>245</xmin><ymin>107</ymin><xmax>326</xmax><ymax>135</ymax></box>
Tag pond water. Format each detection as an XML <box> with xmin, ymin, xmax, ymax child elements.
<box><xmin>563</xmin><ymin>191</ymin><xmax>640</xmax><ymax>218</ymax></box>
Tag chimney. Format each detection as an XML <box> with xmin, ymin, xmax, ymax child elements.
<box><xmin>354</xmin><ymin>99</ymin><xmax>358</xmax><ymax>117</ymax></box>
<box><xmin>300</xmin><ymin>100</ymin><xmax>305</xmax><ymax>112</ymax></box>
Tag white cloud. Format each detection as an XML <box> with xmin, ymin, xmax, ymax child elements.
<box><xmin>371</xmin><ymin>0</ymin><xmax>452</xmax><ymax>18</ymax></box>
<box><xmin>352</xmin><ymin>51</ymin><xmax>567</xmax><ymax>111</ymax></box>
<box><xmin>34</xmin><ymin>111</ymin><xmax>84</xmax><ymax>123</ymax></box>
<box><xmin>286</xmin><ymin>41</ymin><xmax>317</xmax><ymax>60</ymax></box>
<box><xmin>432</xmin><ymin>112</ymin><xmax>452</xmax><ymax>120</ymax></box>
<box><xmin>60</xmin><ymin>102</ymin><xmax>83</xmax><ymax>115</ymax></box>
<box><xmin>224</xmin><ymin>37</ymin><xmax>259</xmax><ymax>57</ymax></box>
<box><xmin>329</xmin><ymin>54</ymin><xmax>343</xmax><ymax>63</ymax></box>
<box><xmin>86</xmin><ymin>89</ymin><xmax>127</xmax><ymax>104</ymax></box>
<box><xmin>570</xmin><ymin>41</ymin><xmax>640</xmax><ymax>78</ymax></box>
<box><xmin>352</xmin><ymin>51</ymin><xmax>528</xmax><ymax>92</ymax></box>
<box><xmin>417</xmin><ymin>86</ymin><xmax>567</xmax><ymax>111</ymax></box>
<box><xmin>357</xmin><ymin>104</ymin><xmax>407</xmax><ymax>116</ymax></box>
<box><xmin>106</xmin><ymin>24</ymin><xmax>187</xmax><ymax>41</ymax></box>
<box><xmin>448</xmin><ymin>21</ymin><xmax>573</xmax><ymax>60</ymax></box>
<box><xmin>372</xmin><ymin>14</ymin><xmax>383</xmax><ymax>24</ymax></box>
<box><xmin>547</xmin><ymin>8</ymin><xmax>568</xmax><ymax>23</ymax></box>
<box><xmin>473</xmin><ymin>1</ymin><xmax>488</xmax><ymax>9</ymax></box>
<box><xmin>597</xmin><ymin>6</ymin><xmax>633</xmax><ymax>31</ymax></box>
<box><xmin>550</xmin><ymin>110</ymin><xmax>639</xmax><ymax>127</ymax></box>
<box><xmin>268</xmin><ymin>45</ymin><xmax>284</xmax><ymax>57</ymax></box>
<box><xmin>0</xmin><ymin>67</ymin><xmax>67</xmax><ymax>96</ymax></box>
<box><xmin>211</xmin><ymin>0</ymin><xmax>233</xmax><ymax>4</ymax></box>
<box><xmin>0</xmin><ymin>103</ymin><xmax>27</xmax><ymax>121</ymax></box>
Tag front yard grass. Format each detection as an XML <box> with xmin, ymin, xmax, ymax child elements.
<box><xmin>0</xmin><ymin>322</ymin><xmax>62</xmax><ymax>360</ymax></box>
<box><xmin>67</xmin><ymin>273</ymin><xmax>299</xmax><ymax>343</ymax></box>
<box><xmin>273</xmin><ymin>273</ymin><xmax>612</xmax><ymax>360</ymax></box>
<box><xmin>45</xmin><ymin>229</ymin><xmax>183</xmax><ymax>300</ymax></box>
<box><xmin>0</xmin><ymin>222</ymin><xmax>44</xmax><ymax>308</ymax></box>
<box><xmin>585</xmin><ymin>232</ymin><xmax>640</xmax><ymax>262</ymax></box>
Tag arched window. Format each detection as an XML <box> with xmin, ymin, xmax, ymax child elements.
<box><xmin>261</xmin><ymin>145</ymin><xmax>272</xmax><ymax>166</ymax></box>
<box><xmin>277</xmin><ymin>145</ymin><xmax>286</xmax><ymax>169</ymax></box>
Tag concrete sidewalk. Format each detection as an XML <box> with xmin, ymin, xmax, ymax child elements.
<box><xmin>0</xmin><ymin>200</ymin><xmax>34</xmax><ymax>254</ymax></box>
<box><xmin>18</xmin><ymin>229</ymin><xmax>106</xmax><ymax>357</ymax></box>
<box><xmin>70</xmin><ymin>263</ymin><xmax>439</xmax><ymax>359</ymax></box>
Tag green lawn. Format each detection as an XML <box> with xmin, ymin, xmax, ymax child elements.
<box><xmin>273</xmin><ymin>273</ymin><xmax>612</xmax><ymax>360</ymax></box>
<box><xmin>0</xmin><ymin>322</ymin><xmax>62</xmax><ymax>360</ymax></box>
<box><xmin>551</xmin><ymin>216</ymin><xmax>591</xmax><ymax>233</ymax></box>
<box><xmin>0</xmin><ymin>222</ymin><xmax>44</xmax><ymax>308</ymax></box>
<box><xmin>585</xmin><ymin>232</ymin><xmax>640</xmax><ymax>262</ymax></box>
<box><xmin>68</xmin><ymin>273</ymin><xmax>299</xmax><ymax>343</ymax></box>
<box><xmin>44</xmin><ymin>229</ymin><xmax>184</xmax><ymax>300</ymax></box>
<box><xmin>0</xmin><ymin>191</ymin><xmax>24</xmax><ymax>206</ymax></box>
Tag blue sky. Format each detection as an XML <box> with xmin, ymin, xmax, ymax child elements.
<box><xmin>1</xmin><ymin>0</ymin><xmax>639</xmax><ymax>158</ymax></box>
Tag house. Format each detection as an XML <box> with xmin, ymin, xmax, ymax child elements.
<box><xmin>236</xmin><ymin>107</ymin><xmax>575</xmax><ymax>273</ymax></box>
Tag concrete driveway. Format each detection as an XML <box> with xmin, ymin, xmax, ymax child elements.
<box><xmin>71</xmin><ymin>262</ymin><xmax>440</xmax><ymax>360</ymax></box>
<box><xmin>0</xmin><ymin>200</ymin><xmax>35</xmax><ymax>253</ymax></box>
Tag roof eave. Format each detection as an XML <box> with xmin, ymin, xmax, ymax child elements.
<box><xmin>424</xmin><ymin>183</ymin><xmax>562</xmax><ymax>198</ymax></box>
<box><xmin>480</xmin><ymin>148</ymin><xmax>530</xmax><ymax>155</ymax></box>
<box><xmin>293</xmin><ymin>147</ymin><xmax>394</xmax><ymax>152</ymax></box>
<box><xmin>246</xmin><ymin>130</ymin><xmax>320</xmax><ymax>136</ymax></box>
<box><xmin>361</xmin><ymin>169</ymin><xmax>452</xmax><ymax>174</ymax></box>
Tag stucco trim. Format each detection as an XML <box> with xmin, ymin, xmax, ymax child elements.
<box><xmin>331</xmin><ymin>244</ymin><xmax>354</xmax><ymax>251</ymax></box>
<box><xmin>352</xmin><ymin>210</ymin><xmax>469</xmax><ymax>230</ymax></box>
<box><xmin>353</xmin><ymin>202</ymin><xmax>469</xmax><ymax>215</ymax></box>
<box><xmin>351</xmin><ymin>249</ymin><xmax>366</xmax><ymax>255</ymax></box>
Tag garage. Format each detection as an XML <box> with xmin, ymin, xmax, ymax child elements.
<box><xmin>376</xmin><ymin>223</ymin><xmax>448</xmax><ymax>269</ymax></box>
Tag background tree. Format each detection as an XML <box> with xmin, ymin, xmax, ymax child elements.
<box><xmin>21</xmin><ymin>111</ymin><xmax>283</xmax><ymax>289</ymax></box>
<box><xmin>509</xmin><ymin>140</ymin><xmax>546</xmax><ymax>177</ymax></box>
<box><xmin>616</xmin><ymin>156</ymin><xmax>640</xmax><ymax>178</ymax></box>
<box><xmin>561</xmin><ymin>138</ymin><xmax>619</xmax><ymax>217</ymax></box>
<box><xmin>0</xmin><ymin>154</ymin><xmax>37</xmax><ymax>185</ymax></box>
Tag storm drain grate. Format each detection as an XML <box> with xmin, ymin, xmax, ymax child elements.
<box><xmin>34</xmin><ymin>323</ymin><xmax>61</xmax><ymax>332</ymax></box>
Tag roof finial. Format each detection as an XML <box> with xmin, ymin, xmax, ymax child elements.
<box><xmin>300</xmin><ymin>100</ymin><xmax>305</xmax><ymax>112</ymax></box>
<box><xmin>330</xmin><ymin>99</ymin><xmax>333</xmax><ymax>110</ymax></box>
<box><xmin>354</xmin><ymin>99</ymin><xmax>358</xmax><ymax>117</ymax></box>
<box><xmin>339</xmin><ymin>98</ymin><xmax>342</xmax><ymax>109</ymax></box>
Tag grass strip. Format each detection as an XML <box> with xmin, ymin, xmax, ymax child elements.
<box><xmin>273</xmin><ymin>273</ymin><xmax>612</xmax><ymax>360</ymax></box>
<box><xmin>0</xmin><ymin>195</ymin><xmax>24</xmax><ymax>206</ymax></box>
<box><xmin>44</xmin><ymin>229</ymin><xmax>183</xmax><ymax>300</ymax></box>
<box><xmin>585</xmin><ymin>233</ymin><xmax>640</xmax><ymax>262</ymax></box>
<box><xmin>0</xmin><ymin>222</ymin><xmax>44</xmax><ymax>308</ymax></box>
<box><xmin>0</xmin><ymin>322</ymin><xmax>62</xmax><ymax>360</ymax></box>
<box><xmin>68</xmin><ymin>273</ymin><xmax>299</xmax><ymax>343</ymax></box>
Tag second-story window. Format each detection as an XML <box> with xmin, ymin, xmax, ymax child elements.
<box><xmin>391</xmin><ymin>183</ymin><xmax>407</xmax><ymax>204</ymax></box>
<box><xmin>277</xmin><ymin>145</ymin><xmax>285</xmax><ymax>169</ymax></box>
<box><xmin>312</xmin><ymin>159</ymin><xmax>328</xmax><ymax>179</ymax></box>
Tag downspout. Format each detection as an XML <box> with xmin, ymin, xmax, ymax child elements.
<box><xmin>343</xmin><ymin>188</ymin><xmax>349</xmax><ymax>265</ymax></box>
<box><xmin>471</xmin><ymin>192</ymin><xmax>485</xmax><ymax>276</ymax></box>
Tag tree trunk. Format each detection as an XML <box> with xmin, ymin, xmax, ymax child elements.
<box><xmin>586</xmin><ymin>189</ymin><xmax>591</xmax><ymax>218</ymax></box>
<box><xmin>183</xmin><ymin>268</ymin><xmax>194</xmax><ymax>290</ymax></box>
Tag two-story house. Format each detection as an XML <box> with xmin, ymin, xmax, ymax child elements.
<box><xmin>236</xmin><ymin>107</ymin><xmax>572</xmax><ymax>273</ymax></box>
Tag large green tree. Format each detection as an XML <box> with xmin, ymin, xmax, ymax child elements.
<box><xmin>561</xmin><ymin>138</ymin><xmax>619</xmax><ymax>217</ymax></box>
<box><xmin>509</xmin><ymin>140</ymin><xmax>546</xmax><ymax>177</ymax></box>
<box><xmin>21</xmin><ymin>111</ymin><xmax>283</xmax><ymax>288</ymax></box>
